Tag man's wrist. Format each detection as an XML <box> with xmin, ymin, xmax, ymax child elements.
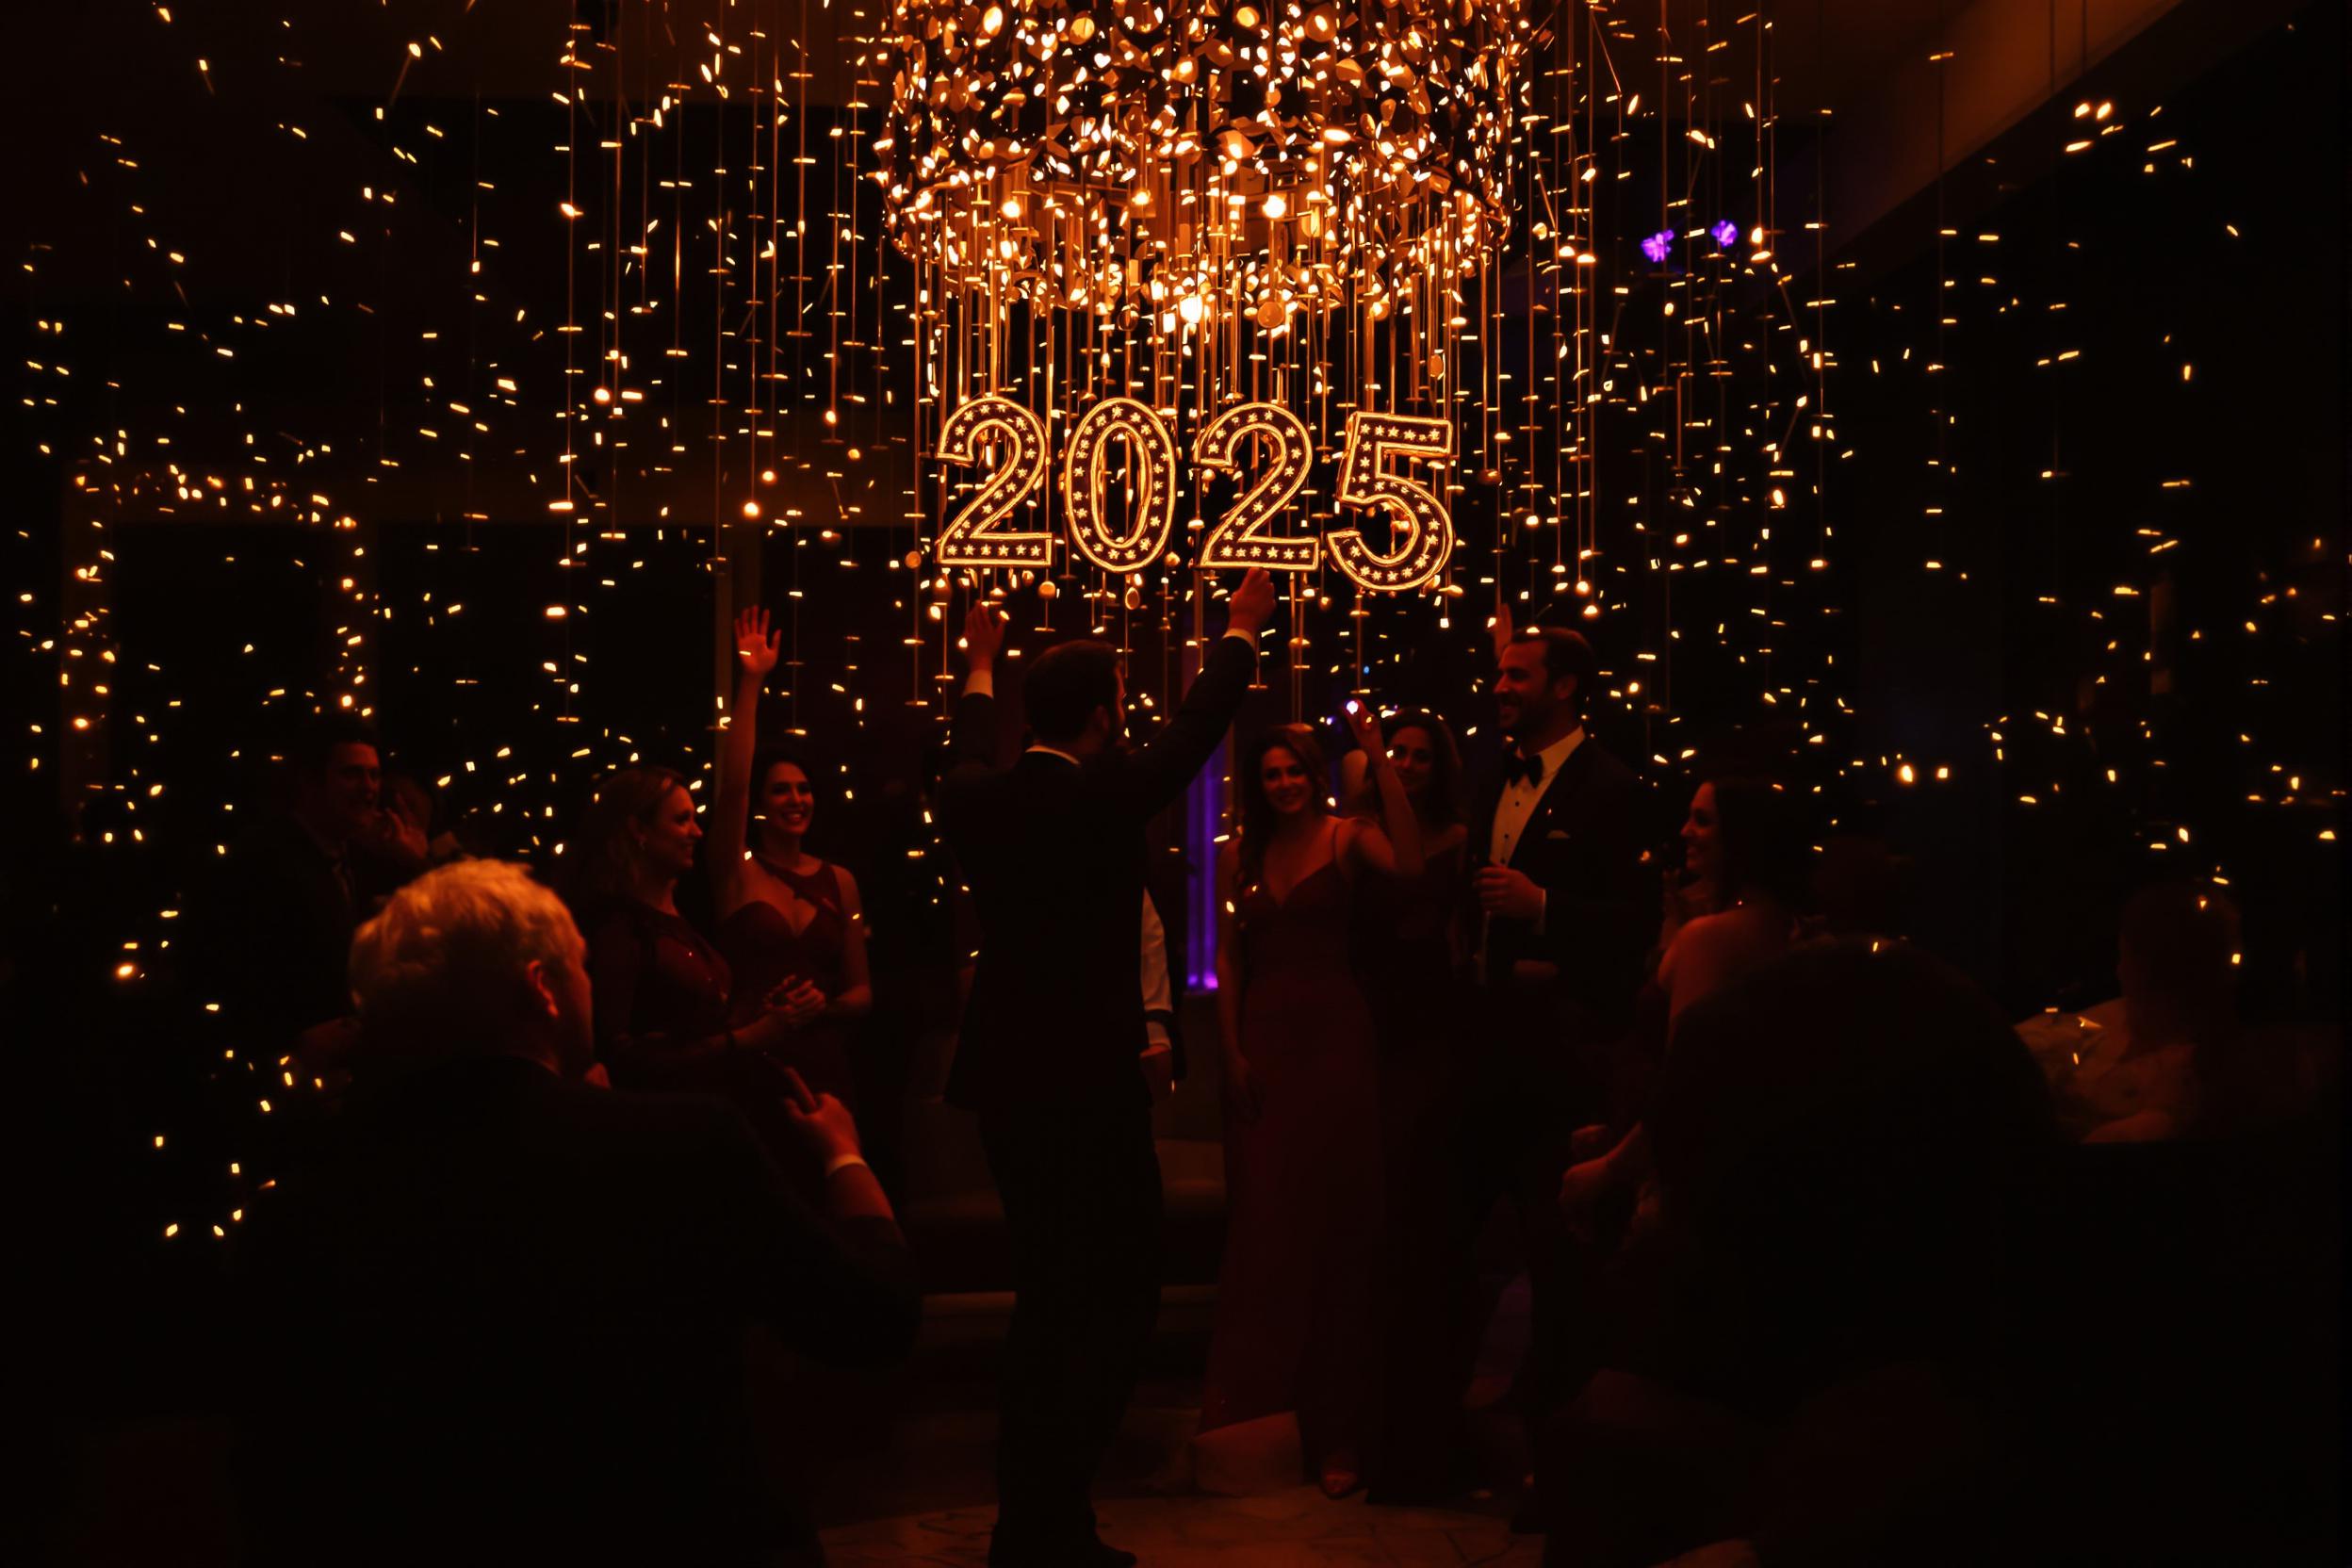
<box><xmin>965</xmin><ymin>668</ymin><xmax>995</xmax><ymax>697</ymax></box>
<box><xmin>1222</xmin><ymin>625</ymin><xmax>1260</xmax><ymax>650</ymax></box>
<box><xmin>822</xmin><ymin>1151</ymin><xmax>870</xmax><ymax>1179</ymax></box>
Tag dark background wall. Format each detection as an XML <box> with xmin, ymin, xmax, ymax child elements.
<box><xmin>1826</xmin><ymin>5</ymin><xmax>2341</xmax><ymax>1012</ymax></box>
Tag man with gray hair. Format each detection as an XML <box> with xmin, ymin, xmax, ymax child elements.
<box><xmin>237</xmin><ymin>859</ymin><xmax>919</xmax><ymax>1566</ymax></box>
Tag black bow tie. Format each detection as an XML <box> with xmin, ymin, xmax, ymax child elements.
<box><xmin>1503</xmin><ymin>752</ymin><xmax>1544</xmax><ymax>788</ymax></box>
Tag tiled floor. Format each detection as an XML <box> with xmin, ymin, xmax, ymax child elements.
<box><xmin>824</xmin><ymin>1487</ymin><xmax>1544</xmax><ymax>1566</ymax></box>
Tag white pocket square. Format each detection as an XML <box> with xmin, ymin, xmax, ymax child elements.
<box><xmin>1544</xmin><ymin>828</ymin><xmax>1573</xmax><ymax>841</ymax></box>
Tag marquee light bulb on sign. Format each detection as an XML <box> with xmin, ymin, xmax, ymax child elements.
<box><xmin>874</xmin><ymin>0</ymin><xmax>1528</xmax><ymax>596</ymax></box>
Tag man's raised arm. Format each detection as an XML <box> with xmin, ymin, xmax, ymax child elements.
<box><xmin>948</xmin><ymin>598</ymin><xmax>1006</xmax><ymax>768</ymax></box>
<box><xmin>1125</xmin><ymin>567</ymin><xmax>1276</xmax><ymax>818</ymax></box>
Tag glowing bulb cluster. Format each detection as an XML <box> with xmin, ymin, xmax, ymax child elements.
<box><xmin>873</xmin><ymin>0</ymin><xmax>1527</xmax><ymax>324</ymax></box>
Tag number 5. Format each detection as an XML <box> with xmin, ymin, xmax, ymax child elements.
<box><xmin>1330</xmin><ymin>411</ymin><xmax>1454</xmax><ymax>592</ymax></box>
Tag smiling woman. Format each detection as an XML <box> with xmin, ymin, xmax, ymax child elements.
<box><xmin>706</xmin><ymin>608</ymin><xmax>875</xmax><ymax>1125</ymax></box>
<box><xmin>1204</xmin><ymin>710</ymin><xmax>1426</xmax><ymax>1496</ymax></box>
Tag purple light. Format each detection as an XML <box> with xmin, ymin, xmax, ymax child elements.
<box><xmin>1184</xmin><ymin>744</ymin><xmax>1224</xmax><ymax>991</ymax></box>
<box><xmin>1641</xmin><ymin>229</ymin><xmax>1674</xmax><ymax>264</ymax></box>
<box><xmin>1711</xmin><ymin>219</ymin><xmax>1740</xmax><ymax>248</ymax></box>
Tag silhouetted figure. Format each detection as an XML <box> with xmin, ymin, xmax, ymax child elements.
<box><xmin>2020</xmin><ymin>882</ymin><xmax>2322</xmax><ymax>1142</ymax></box>
<box><xmin>200</xmin><ymin>716</ymin><xmax>403</xmax><ymax>1080</ymax></box>
<box><xmin>939</xmin><ymin>572</ymin><xmax>1274</xmax><ymax>1568</ymax></box>
<box><xmin>1344</xmin><ymin>710</ymin><xmax>1476</xmax><ymax>1500</ymax></box>
<box><xmin>1559</xmin><ymin>776</ymin><xmax>1810</xmax><ymax>1235</ymax></box>
<box><xmin>236</xmin><ymin>859</ymin><xmax>917</xmax><ymax>1567</ymax></box>
<box><xmin>1543</xmin><ymin>941</ymin><xmax>2057</xmax><ymax>1567</ymax></box>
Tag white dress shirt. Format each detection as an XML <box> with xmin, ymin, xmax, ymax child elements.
<box><xmin>1489</xmin><ymin>725</ymin><xmax>1585</xmax><ymax>867</ymax></box>
<box><xmin>1138</xmin><ymin>891</ymin><xmax>1174</xmax><ymax>1052</ymax></box>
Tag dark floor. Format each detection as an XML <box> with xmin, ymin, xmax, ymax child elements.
<box><xmin>44</xmin><ymin>1280</ymin><xmax>1539</xmax><ymax>1567</ymax></box>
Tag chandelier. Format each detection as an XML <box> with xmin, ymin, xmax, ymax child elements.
<box><xmin>875</xmin><ymin>0</ymin><xmax>1525</xmax><ymax>327</ymax></box>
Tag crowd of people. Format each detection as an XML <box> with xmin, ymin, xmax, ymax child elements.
<box><xmin>201</xmin><ymin>566</ymin><xmax>2336</xmax><ymax>1566</ymax></box>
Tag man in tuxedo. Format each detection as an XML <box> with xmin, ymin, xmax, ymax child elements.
<box><xmin>940</xmin><ymin>569</ymin><xmax>1275</xmax><ymax>1568</ymax></box>
<box><xmin>1457</xmin><ymin>624</ymin><xmax>1647</xmax><ymax>1501</ymax></box>
<box><xmin>236</xmin><ymin>859</ymin><xmax>919</xmax><ymax>1566</ymax></box>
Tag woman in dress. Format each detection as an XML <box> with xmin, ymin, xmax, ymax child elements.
<box><xmin>1559</xmin><ymin>775</ymin><xmax>1808</xmax><ymax>1231</ymax></box>
<box><xmin>706</xmin><ymin>608</ymin><xmax>873</xmax><ymax>1112</ymax></box>
<box><xmin>1346</xmin><ymin>710</ymin><xmax>1475</xmax><ymax>1500</ymax></box>
<box><xmin>1201</xmin><ymin>707</ymin><xmax>1424</xmax><ymax>1498</ymax></box>
<box><xmin>1656</xmin><ymin>776</ymin><xmax>1808</xmax><ymax>1031</ymax></box>
<box><xmin>565</xmin><ymin>762</ymin><xmax>824</xmax><ymax>1092</ymax></box>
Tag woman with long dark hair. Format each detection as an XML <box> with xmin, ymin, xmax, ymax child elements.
<box><xmin>1657</xmin><ymin>775</ymin><xmax>1809</xmax><ymax>1028</ymax></box>
<box><xmin>1559</xmin><ymin>774</ymin><xmax>1810</xmax><ymax>1230</ymax></box>
<box><xmin>1344</xmin><ymin>710</ymin><xmax>1476</xmax><ymax>1499</ymax></box>
<box><xmin>566</xmin><ymin>760</ymin><xmax>822</xmax><ymax>1092</ymax></box>
<box><xmin>1200</xmin><ymin>707</ymin><xmax>1423</xmax><ymax>1499</ymax></box>
<box><xmin>706</xmin><ymin>608</ymin><xmax>874</xmax><ymax>1111</ymax></box>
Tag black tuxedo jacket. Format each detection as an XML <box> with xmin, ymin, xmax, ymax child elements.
<box><xmin>235</xmin><ymin>1054</ymin><xmax>920</xmax><ymax>1565</ymax></box>
<box><xmin>1469</xmin><ymin>733</ymin><xmax>1647</xmax><ymax>1031</ymax></box>
<box><xmin>939</xmin><ymin>633</ymin><xmax>1255</xmax><ymax>1114</ymax></box>
<box><xmin>199</xmin><ymin>814</ymin><xmax>366</xmax><ymax>1047</ymax></box>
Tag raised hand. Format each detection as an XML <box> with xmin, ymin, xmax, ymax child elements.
<box><xmin>962</xmin><ymin>596</ymin><xmax>1005</xmax><ymax>671</ymax></box>
<box><xmin>1226</xmin><ymin>565</ymin><xmax>1277</xmax><ymax>639</ymax></box>
<box><xmin>1488</xmin><ymin>599</ymin><xmax>1515</xmax><ymax>662</ymax></box>
<box><xmin>1343</xmin><ymin>697</ymin><xmax>1386</xmax><ymax>760</ymax></box>
<box><xmin>734</xmin><ymin>606</ymin><xmax>782</xmax><ymax>680</ymax></box>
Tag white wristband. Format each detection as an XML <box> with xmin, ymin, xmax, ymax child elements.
<box><xmin>822</xmin><ymin>1152</ymin><xmax>870</xmax><ymax>1179</ymax></box>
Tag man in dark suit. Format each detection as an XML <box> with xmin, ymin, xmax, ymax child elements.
<box><xmin>236</xmin><ymin>859</ymin><xmax>919</xmax><ymax>1566</ymax></box>
<box><xmin>939</xmin><ymin>569</ymin><xmax>1275</xmax><ymax>1568</ymax></box>
<box><xmin>202</xmin><ymin>717</ymin><xmax>422</xmax><ymax>1077</ymax></box>
<box><xmin>1455</xmin><ymin>624</ymin><xmax>1647</xmax><ymax>1505</ymax></box>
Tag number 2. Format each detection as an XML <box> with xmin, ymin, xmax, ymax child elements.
<box><xmin>1330</xmin><ymin>411</ymin><xmax>1454</xmax><ymax>592</ymax></box>
<box><xmin>1195</xmin><ymin>401</ymin><xmax>1318</xmax><ymax>571</ymax></box>
<box><xmin>934</xmin><ymin>394</ymin><xmax>1051</xmax><ymax>568</ymax></box>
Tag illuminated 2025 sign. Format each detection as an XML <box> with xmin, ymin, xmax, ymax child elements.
<box><xmin>934</xmin><ymin>396</ymin><xmax>1455</xmax><ymax>593</ymax></box>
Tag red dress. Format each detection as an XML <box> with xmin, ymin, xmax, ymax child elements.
<box><xmin>715</xmin><ymin>858</ymin><xmax>858</xmax><ymax>1111</ymax></box>
<box><xmin>1201</xmin><ymin>841</ymin><xmax>1384</xmax><ymax>1468</ymax></box>
<box><xmin>1356</xmin><ymin>841</ymin><xmax>1469</xmax><ymax>1494</ymax></box>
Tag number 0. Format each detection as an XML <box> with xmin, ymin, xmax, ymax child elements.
<box><xmin>1063</xmin><ymin>399</ymin><xmax>1178</xmax><ymax>573</ymax></box>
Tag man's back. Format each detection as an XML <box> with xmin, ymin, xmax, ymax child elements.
<box><xmin>939</xmin><ymin>634</ymin><xmax>1255</xmax><ymax>1111</ymax></box>
<box><xmin>946</xmin><ymin>751</ymin><xmax>1152</xmax><ymax>1107</ymax></box>
<box><xmin>237</xmin><ymin>1054</ymin><xmax>918</xmax><ymax>1564</ymax></box>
